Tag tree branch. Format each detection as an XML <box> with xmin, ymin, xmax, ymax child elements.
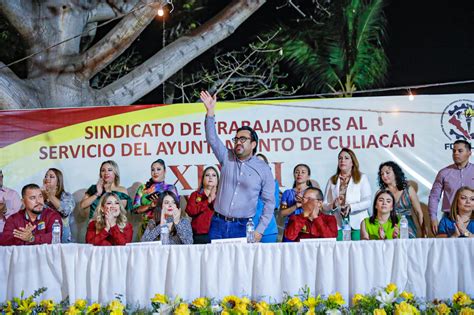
<box><xmin>75</xmin><ymin>0</ymin><xmax>163</xmax><ymax>80</ymax></box>
<box><xmin>96</xmin><ymin>0</ymin><xmax>267</xmax><ymax>105</ymax></box>
<box><xmin>88</xmin><ymin>0</ymin><xmax>141</xmax><ymax>23</ymax></box>
<box><xmin>0</xmin><ymin>62</ymin><xmax>39</xmax><ymax>109</ymax></box>
<box><xmin>0</xmin><ymin>1</ymin><xmax>34</xmax><ymax>42</ymax></box>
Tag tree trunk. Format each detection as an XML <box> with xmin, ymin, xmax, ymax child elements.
<box><xmin>0</xmin><ymin>0</ymin><xmax>266</xmax><ymax>109</ymax></box>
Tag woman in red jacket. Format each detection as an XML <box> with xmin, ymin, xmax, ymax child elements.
<box><xmin>86</xmin><ymin>192</ymin><xmax>133</xmax><ymax>246</ymax></box>
<box><xmin>185</xmin><ymin>166</ymin><xmax>219</xmax><ymax>244</ymax></box>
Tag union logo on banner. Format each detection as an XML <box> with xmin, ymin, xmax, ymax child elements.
<box><xmin>441</xmin><ymin>99</ymin><xmax>474</xmax><ymax>141</ymax></box>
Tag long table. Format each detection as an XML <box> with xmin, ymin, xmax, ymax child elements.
<box><xmin>1</xmin><ymin>239</ymin><xmax>473</xmax><ymax>306</ymax></box>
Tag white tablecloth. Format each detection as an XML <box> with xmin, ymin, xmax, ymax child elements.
<box><xmin>1</xmin><ymin>239</ymin><xmax>473</xmax><ymax>305</ymax></box>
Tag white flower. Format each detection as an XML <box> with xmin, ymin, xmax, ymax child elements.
<box><xmin>326</xmin><ymin>309</ymin><xmax>342</xmax><ymax>315</ymax></box>
<box><xmin>376</xmin><ymin>290</ymin><xmax>396</xmax><ymax>306</ymax></box>
<box><xmin>211</xmin><ymin>304</ymin><xmax>222</xmax><ymax>312</ymax></box>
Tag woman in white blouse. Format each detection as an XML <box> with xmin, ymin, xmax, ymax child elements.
<box><xmin>323</xmin><ymin>148</ymin><xmax>372</xmax><ymax>240</ymax></box>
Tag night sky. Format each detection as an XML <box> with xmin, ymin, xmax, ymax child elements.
<box><xmin>136</xmin><ymin>0</ymin><xmax>474</xmax><ymax>103</ymax></box>
<box><xmin>383</xmin><ymin>0</ymin><xmax>474</xmax><ymax>95</ymax></box>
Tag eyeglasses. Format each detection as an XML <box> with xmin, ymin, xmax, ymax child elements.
<box><xmin>303</xmin><ymin>197</ymin><xmax>323</xmax><ymax>202</ymax></box>
<box><xmin>232</xmin><ymin>137</ymin><xmax>252</xmax><ymax>144</ymax></box>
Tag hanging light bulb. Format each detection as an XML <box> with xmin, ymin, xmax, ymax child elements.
<box><xmin>157</xmin><ymin>8</ymin><xmax>164</xmax><ymax>16</ymax></box>
<box><xmin>408</xmin><ymin>90</ymin><xmax>415</xmax><ymax>101</ymax></box>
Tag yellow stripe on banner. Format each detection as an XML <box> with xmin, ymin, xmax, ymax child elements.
<box><xmin>0</xmin><ymin>101</ymin><xmax>257</xmax><ymax>170</ymax></box>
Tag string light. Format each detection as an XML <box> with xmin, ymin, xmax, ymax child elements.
<box><xmin>408</xmin><ymin>90</ymin><xmax>415</xmax><ymax>101</ymax></box>
<box><xmin>157</xmin><ymin>8</ymin><xmax>164</xmax><ymax>16</ymax></box>
<box><xmin>233</xmin><ymin>80</ymin><xmax>474</xmax><ymax>103</ymax></box>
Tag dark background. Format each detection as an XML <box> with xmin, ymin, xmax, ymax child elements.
<box><xmin>142</xmin><ymin>0</ymin><xmax>474</xmax><ymax>102</ymax></box>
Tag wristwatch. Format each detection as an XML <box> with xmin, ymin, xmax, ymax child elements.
<box><xmin>29</xmin><ymin>234</ymin><xmax>35</xmax><ymax>243</ymax></box>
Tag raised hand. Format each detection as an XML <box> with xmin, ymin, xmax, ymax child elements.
<box><xmin>149</xmin><ymin>194</ymin><xmax>160</xmax><ymax>208</ymax></box>
<box><xmin>172</xmin><ymin>207</ymin><xmax>181</xmax><ymax>225</ymax></box>
<box><xmin>106</xmin><ymin>210</ymin><xmax>116</xmax><ymax>229</ymax></box>
<box><xmin>200</xmin><ymin>91</ymin><xmax>216</xmax><ymax>116</ymax></box>
<box><xmin>96</xmin><ymin>179</ymin><xmax>104</xmax><ymax>195</ymax></box>
<box><xmin>295</xmin><ymin>194</ymin><xmax>303</xmax><ymax>208</ymax></box>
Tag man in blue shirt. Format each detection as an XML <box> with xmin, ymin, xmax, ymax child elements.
<box><xmin>201</xmin><ymin>91</ymin><xmax>275</xmax><ymax>242</ymax></box>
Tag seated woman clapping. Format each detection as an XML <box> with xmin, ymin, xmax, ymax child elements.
<box><xmin>284</xmin><ymin>187</ymin><xmax>337</xmax><ymax>241</ymax></box>
<box><xmin>437</xmin><ymin>186</ymin><xmax>474</xmax><ymax>238</ymax></box>
<box><xmin>141</xmin><ymin>191</ymin><xmax>193</xmax><ymax>244</ymax></box>
<box><xmin>361</xmin><ymin>190</ymin><xmax>400</xmax><ymax>240</ymax></box>
<box><xmin>86</xmin><ymin>192</ymin><xmax>133</xmax><ymax>246</ymax></box>
<box><xmin>185</xmin><ymin>166</ymin><xmax>219</xmax><ymax>244</ymax></box>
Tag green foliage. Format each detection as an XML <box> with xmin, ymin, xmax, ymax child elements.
<box><xmin>274</xmin><ymin>0</ymin><xmax>388</xmax><ymax>96</ymax></box>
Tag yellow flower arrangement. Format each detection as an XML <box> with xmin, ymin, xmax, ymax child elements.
<box><xmin>373</xmin><ymin>309</ymin><xmax>387</xmax><ymax>315</ymax></box>
<box><xmin>86</xmin><ymin>303</ymin><xmax>102</xmax><ymax>314</ymax></box>
<box><xmin>434</xmin><ymin>303</ymin><xmax>450</xmax><ymax>315</ymax></box>
<box><xmin>352</xmin><ymin>293</ymin><xmax>365</xmax><ymax>305</ymax></box>
<box><xmin>107</xmin><ymin>299</ymin><xmax>125</xmax><ymax>315</ymax></box>
<box><xmin>222</xmin><ymin>295</ymin><xmax>241</xmax><ymax>308</ymax></box>
<box><xmin>174</xmin><ymin>303</ymin><xmax>190</xmax><ymax>315</ymax></box>
<box><xmin>151</xmin><ymin>294</ymin><xmax>169</xmax><ymax>305</ymax></box>
<box><xmin>385</xmin><ymin>283</ymin><xmax>398</xmax><ymax>294</ymax></box>
<box><xmin>191</xmin><ymin>297</ymin><xmax>209</xmax><ymax>309</ymax></box>
<box><xmin>255</xmin><ymin>301</ymin><xmax>270</xmax><ymax>313</ymax></box>
<box><xmin>286</xmin><ymin>296</ymin><xmax>303</xmax><ymax>311</ymax></box>
<box><xmin>65</xmin><ymin>305</ymin><xmax>81</xmax><ymax>315</ymax></box>
<box><xmin>400</xmin><ymin>291</ymin><xmax>414</xmax><ymax>301</ymax></box>
<box><xmin>234</xmin><ymin>302</ymin><xmax>249</xmax><ymax>314</ymax></box>
<box><xmin>304</xmin><ymin>296</ymin><xmax>322</xmax><ymax>309</ymax></box>
<box><xmin>74</xmin><ymin>299</ymin><xmax>87</xmax><ymax>311</ymax></box>
<box><xmin>394</xmin><ymin>301</ymin><xmax>420</xmax><ymax>315</ymax></box>
<box><xmin>18</xmin><ymin>299</ymin><xmax>37</xmax><ymax>314</ymax></box>
<box><xmin>328</xmin><ymin>292</ymin><xmax>345</xmax><ymax>306</ymax></box>
<box><xmin>254</xmin><ymin>301</ymin><xmax>273</xmax><ymax>315</ymax></box>
<box><xmin>453</xmin><ymin>292</ymin><xmax>473</xmax><ymax>306</ymax></box>
<box><xmin>5</xmin><ymin>300</ymin><xmax>14</xmax><ymax>315</ymax></box>
<box><xmin>460</xmin><ymin>308</ymin><xmax>474</xmax><ymax>315</ymax></box>
<box><xmin>240</xmin><ymin>297</ymin><xmax>251</xmax><ymax>306</ymax></box>
<box><xmin>40</xmin><ymin>299</ymin><xmax>55</xmax><ymax>313</ymax></box>
<box><xmin>306</xmin><ymin>309</ymin><xmax>316</xmax><ymax>315</ymax></box>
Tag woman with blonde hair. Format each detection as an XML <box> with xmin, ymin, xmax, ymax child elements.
<box><xmin>80</xmin><ymin>160</ymin><xmax>131</xmax><ymax>219</ymax></box>
<box><xmin>86</xmin><ymin>192</ymin><xmax>133</xmax><ymax>245</ymax></box>
<box><xmin>42</xmin><ymin>168</ymin><xmax>76</xmax><ymax>242</ymax></box>
<box><xmin>437</xmin><ymin>186</ymin><xmax>474</xmax><ymax>238</ymax></box>
<box><xmin>323</xmin><ymin>148</ymin><xmax>371</xmax><ymax>240</ymax></box>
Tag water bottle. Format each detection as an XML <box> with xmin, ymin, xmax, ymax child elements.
<box><xmin>161</xmin><ymin>224</ymin><xmax>170</xmax><ymax>245</ymax></box>
<box><xmin>246</xmin><ymin>218</ymin><xmax>255</xmax><ymax>243</ymax></box>
<box><xmin>52</xmin><ymin>219</ymin><xmax>61</xmax><ymax>244</ymax></box>
<box><xmin>400</xmin><ymin>215</ymin><xmax>409</xmax><ymax>239</ymax></box>
<box><xmin>342</xmin><ymin>218</ymin><xmax>351</xmax><ymax>241</ymax></box>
